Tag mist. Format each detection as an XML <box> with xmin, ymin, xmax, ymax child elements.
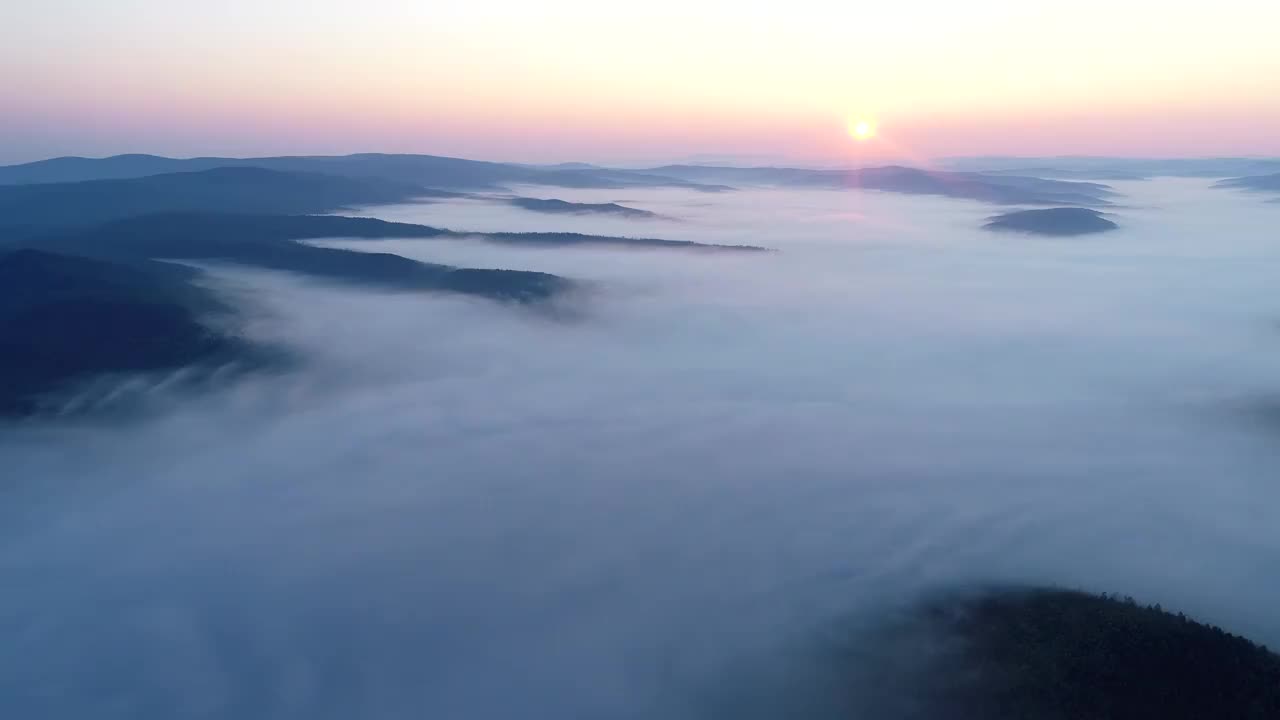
<box><xmin>3</xmin><ymin>179</ymin><xmax>1280</xmax><ymax>718</ymax></box>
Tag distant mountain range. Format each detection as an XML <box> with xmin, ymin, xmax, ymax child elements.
<box><xmin>0</xmin><ymin>213</ymin><xmax>565</xmax><ymax>417</ymax></box>
<box><xmin>943</xmin><ymin>156</ymin><xmax>1280</xmax><ymax>179</ymax></box>
<box><xmin>29</xmin><ymin>213</ymin><xmax>571</xmax><ymax>299</ymax></box>
<box><xmin>0</xmin><ymin>208</ymin><xmax>764</xmax><ymax>417</ymax></box>
<box><xmin>24</xmin><ymin>212</ymin><xmax>764</xmax><ymax>275</ymax></box>
<box><xmin>0</xmin><ymin>167</ymin><xmax>432</xmax><ymax>230</ymax></box>
<box><xmin>640</xmin><ymin>164</ymin><xmax>1116</xmax><ymax>206</ymax></box>
<box><xmin>0</xmin><ymin>153</ymin><xmax>1120</xmax><ymax>206</ymax></box>
<box><xmin>0</xmin><ymin>149</ymin><xmax>1175</xmax><ymax>418</ymax></box>
<box><xmin>1215</xmin><ymin>173</ymin><xmax>1280</xmax><ymax>193</ymax></box>
<box><xmin>0</xmin><ymin>153</ymin><xmax>730</xmax><ymax>192</ymax></box>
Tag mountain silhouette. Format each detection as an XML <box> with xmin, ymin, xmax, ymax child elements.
<box><xmin>983</xmin><ymin>207</ymin><xmax>1119</xmax><ymax>236</ymax></box>
<box><xmin>0</xmin><ymin>153</ymin><xmax>730</xmax><ymax>192</ymax></box>
<box><xmin>644</xmin><ymin>164</ymin><xmax>1115</xmax><ymax>205</ymax></box>
<box><xmin>1216</xmin><ymin>172</ymin><xmax>1280</xmax><ymax>193</ymax></box>
<box><xmin>0</xmin><ymin>167</ymin><xmax>430</xmax><ymax>229</ymax></box>
<box><xmin>506</xmin><ymin>197</ymin><xmax>659</xmax><ymax>218</ymax></box>
<box><xmin>0</xmin><ymin>249</ymin><xmax>246</xmax><ymax>417</ymax></box>
<box><xmin>854</xmin><ymin>587</ymin><xmax>1280</xmax><ymax>720</ymax></box>
<box><xmin>25</xmin><ymin>213</ymin><xmax>571</xmax><ymax>301</ymax></box>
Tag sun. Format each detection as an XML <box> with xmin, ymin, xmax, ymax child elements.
<box><xmin>848</xmin><ymin>118</ymin><xmax>877</xmax><ymax>141</ymax></box>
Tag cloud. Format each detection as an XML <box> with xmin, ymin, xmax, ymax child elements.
<box><xmin>3</xmin><ymin>183</ymin><xmax>1280</xmax><ymax>718</ymax></box>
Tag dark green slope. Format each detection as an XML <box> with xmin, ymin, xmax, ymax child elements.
<box><xmin>983</xmin><ymin>207</ymin><xmax>1119</xmax><ymax>236</ymax></box>
<box><xmin>32</xmin><ymin>214</ymin><xmax>570</xmax><ymax>303</ymax></box>
<box><xmin>845</xmin><ymin>587</ymin><xmax>1280</xmax><ymax>720</ymax></box>
<box><xmin>0</xmin><ymin>167</ymin><xmax>428</xmax><ymax>229</ymax></box>
<box><xmin>0</xmin><ymin>153</ymin><xmax>728</xmax><ymax>191</ymax></box>
<box><xmin>0</xmin><ymin>249</ymin><xmax>244</xmax><ymax>417</ymax></box>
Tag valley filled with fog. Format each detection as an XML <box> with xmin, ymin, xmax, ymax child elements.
<box><xmin>3</xmin><ymin>178</ymin><xmax>1280</xmax><ymax>718</ymax></box>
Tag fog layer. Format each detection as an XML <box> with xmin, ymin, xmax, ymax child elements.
<box><xmin>3</xmin><ymin>179</ymin><xmax>1280</xmax><ymax>718</ymax></box>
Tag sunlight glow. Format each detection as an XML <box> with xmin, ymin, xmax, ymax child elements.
<box><xmin>849</xmin><ymin>118</ymin><xmax>877</xmax><ymax>141</ymax></box>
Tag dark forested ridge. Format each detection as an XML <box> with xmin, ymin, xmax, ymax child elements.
<box><xmin>983</xmin><ymin>207</ymin><xmax>1119</xmax><ymax>236</ymax></box>
<box><xmin>506</xmin><ymin>197</ymin><xmax>660</xmax><ymax>218</ymax></box>
<box><xmin>644</xmin><ymin>165</ymin><xmax>1116</xmax><ymax>206</ymax></box>
<box><xmin>0</xmin><ymin>153</ymin><xmax>1134</xmax><ymax>206</ymax></box>
<box><xmin>25</xmin><ymin>213</ymin><xmax>572</xmax><ymax>301</ymax></box>
<box><xmin>0</xmin><ymin>153</ymin><xmax>730</xmax><ymax>192</ymax></box>
<box><xmin>0</xmin><ymin>167</ymin><xmax>430</xmax><ymax>229</ymax></box>
<box><xmin>1216</xmin><ymin>172</ymin><xmax>1280</xmax><ymax>194</ymax></box>
<box><xmin>0</xmin><ymin>249</ymin><xmax>245</xmax><ymax>417</ymax></box>
<box><xmin>946</xmin><ymin>156</ymin><xmax>1280</xmax><ymax>179</ymax></box>
<box><xmin>0</xmin><ymin>212</ymin><xmax>589</xmax><ymax>417</ymax></box>
<box><xmin>22</xmin><ymin>212</ymin><xmax>767</xmax><ymax>260</ymax></box>
<box><xmin>1</xmin><ymin>202</ymin><xmax>775</xmax><ymax>417</ymax></box>
<box><xmin>849</xmin><ymin>587</ymin><xmax>1280</xmax><ymax>720</ymax></box>
<box><xmin>474</xmin><ymin>228</ymin><xmax>767</xmax><ymax>251</ymax></box>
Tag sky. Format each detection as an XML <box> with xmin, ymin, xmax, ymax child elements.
<box><xmin>2</xmin><ymin>0</ymin><xmax>1278</xmax><ymax>165</ymax></box>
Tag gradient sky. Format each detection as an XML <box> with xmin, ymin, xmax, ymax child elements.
<box><xmin>3</xmin><ymin>0</ymin><xmax>1278</xmax><ymax>164</ymax></box>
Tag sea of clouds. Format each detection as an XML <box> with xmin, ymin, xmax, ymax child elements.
<box><xmin>3</xmin><ymin>179</ymin><xmax>1279</xmax><ymax>718</ymax></box>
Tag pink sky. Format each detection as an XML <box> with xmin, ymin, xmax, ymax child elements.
<box><xmin>3</xmin><ymin>1</ymin><xmax>1278</xmax><ymax>164</ymax></box>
